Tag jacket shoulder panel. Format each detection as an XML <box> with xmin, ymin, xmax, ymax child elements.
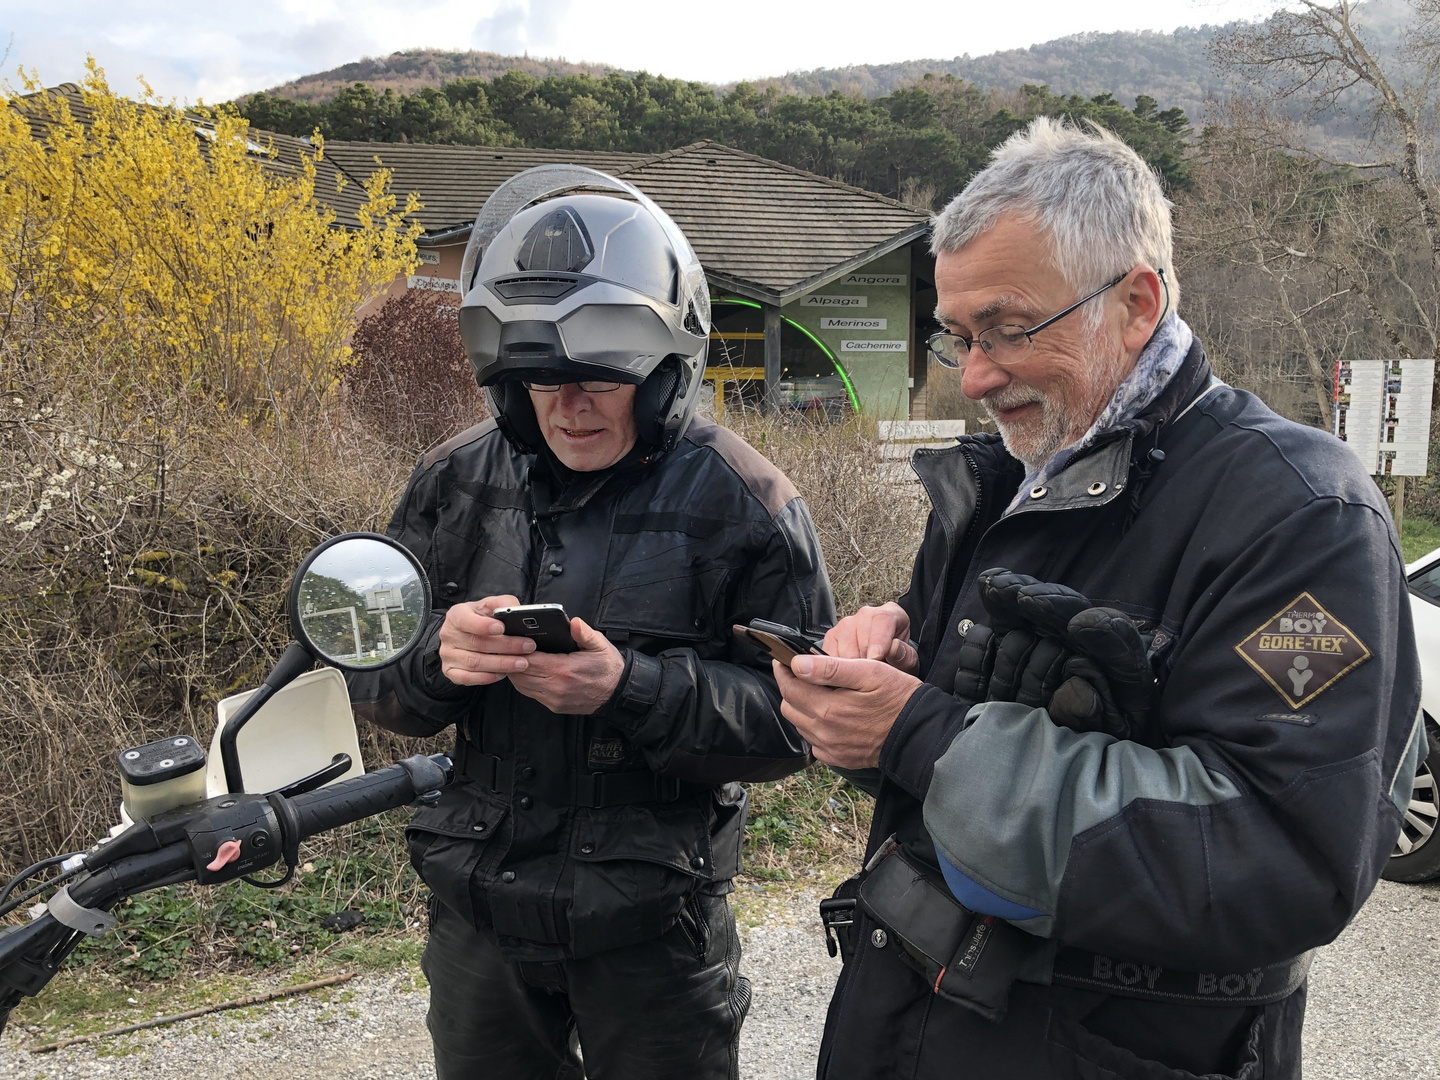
<box><xmin>682</xmin><ymin>417</ymin><xmax>800</xmax><ymax>518</ymax></box>
<box><xmin>419</xmin><ymin>419</ymin><xmax>501</xmax><ymax>471</ymax></box>
<box><xmin>1193</xmin><ymin>388</ymin><xmax>1388</xmax><ymax>514</ymax></box>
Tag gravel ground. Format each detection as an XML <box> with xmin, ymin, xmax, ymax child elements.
<box><xmin>0</xmin><ymin>878</ymin><xmax>1436</xmax><ymax>1079</ymax></box>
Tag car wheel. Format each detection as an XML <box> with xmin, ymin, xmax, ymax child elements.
<box><xmin>1384</xmin><ymin>718</ymin><xmax>1440</xmax><ymax>883</ymax></box>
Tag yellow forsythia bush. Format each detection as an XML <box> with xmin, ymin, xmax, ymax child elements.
<box><xmin>0</xmin><ymin>65</ymin><xmax>428</xmax><ymax>874</ymax></box>
<box><xmin>0</xmin><ymin>61</ymin><xmax>421</xmax><ymax>423</ymax></box>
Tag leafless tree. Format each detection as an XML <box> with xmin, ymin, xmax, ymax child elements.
<box><xmin>1190</xmin><ymin>0</ymin><xmax>1440</xmax><ymax>519</ymax></box>
<box><xmin>1209</xmin><ymin>0</ymin><xmax>1440</xmax><ymax>360</ymax></box>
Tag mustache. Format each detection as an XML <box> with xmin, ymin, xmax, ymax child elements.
<box><xmin>981</xmin><ymin>384</ymin><xmax>1045</xmax><ymax>419</ymax></box>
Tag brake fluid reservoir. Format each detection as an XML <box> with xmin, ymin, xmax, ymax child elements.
<box><xmin>118</xmin><ymin>736</ymin><xmax>207</xmax><ymax>821</ymax></box>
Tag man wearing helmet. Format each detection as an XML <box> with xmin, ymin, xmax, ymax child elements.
<box><xmin>348</xmin><ymin>167</ymin><xmax>834</xmax><ymax>1079</ymax></box>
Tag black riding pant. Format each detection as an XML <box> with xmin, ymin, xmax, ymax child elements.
<box><xmin>422</xmin><ymin>892</ymin><xmax>751</xmax><ymax>1080</ymax></box>
<box><xmin>817</xmin><ymin>909</ymin><xmax>1306</xmax><ymax>1080</ymax></box>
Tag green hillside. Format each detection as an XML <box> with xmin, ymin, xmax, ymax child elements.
<box><xmin>237</xmin><ymin>75</ymin><xmax>1191</xmax><ymax>207</ymax></box>
<box><xmin>250</xmin><ymin>0</ymin><xmax>1415</xmax><ymax>151</ymax></box>
<box><xmin>742</xmin><ymin>26</ymin><xmax>1224</xmax><ymax>126</ymax></box>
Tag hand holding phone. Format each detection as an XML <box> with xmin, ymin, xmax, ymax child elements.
<box><xmin>438</xmin><ymin>595</ymin><xmax>533</xmax><ymax>686</ymax></box>
<box><xmin>734</xmin><ymin>619</ymin><xmax>828</xmax><ymax>665</ymax></box>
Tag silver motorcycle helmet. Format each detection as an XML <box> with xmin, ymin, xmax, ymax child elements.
<box><xmin>458</xmin><ymin>165</ymin><xmax>711</xmax><ymax>456</ymax></box>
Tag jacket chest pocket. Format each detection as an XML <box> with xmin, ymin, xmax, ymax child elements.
<box><xmin>596</xmin><ymin>563</ymin><xmax>733</xmax><ymax>645</ymax></box>
<box><xmin>432</xmin><ymin>478</ymin><xmax>531</xmax><ymax>603</ymax></box>
<box><xmin>594</xmin><ymin>523</ymin><xmax>748</xmax><ymax>645</ymax></box>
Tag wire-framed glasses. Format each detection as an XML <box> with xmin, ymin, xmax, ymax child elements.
<box><xmin>521</xmin><ymin>379</ymin><xmax>623</xmax><ymax>393</ymax></box>
<box><xmin>925</xmin><ymin>270</ymin><xmax>1130</xmax><ymax>370</ymax></box>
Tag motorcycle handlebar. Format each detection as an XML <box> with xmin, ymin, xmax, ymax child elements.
<box><xmin>289</xmin><ymin>754</ymin><xmax>451</xmax><ymax>841</ymax></box>
<box><xmin>0</xmin><ymin>754</ymin><xmax>452</xmax><ymax>981</ymax></box>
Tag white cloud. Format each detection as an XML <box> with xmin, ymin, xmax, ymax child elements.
<box><xmin>6</xmin><ymin>0</ymin><xmax>1286</xmax><ymax>104</ymax></box>
<box><xmin>471</xmin><ymin>0</ymin><xmax>573</xmax><ymax>57</ymax></box>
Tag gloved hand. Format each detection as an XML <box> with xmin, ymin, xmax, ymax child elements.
<box><xmin>951</xmin><ymin>569</ymin><xmax>1154</xmax><ymax>740</ymax></box>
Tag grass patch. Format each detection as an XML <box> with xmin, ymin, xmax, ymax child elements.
<box><xmin>9</xmin><ymin>935</ymin><xmax>421</xmax><ymax>1044</ymax></box>
<box><xmin>1402</xmin><ymin>515</ymin><xmax>1440</xmax><ymax>564</ymax></box>
<box><xmin>9</xmin><ymin>967</ymin><xmax>253</xmax><ymax>1041</ymax></box>
<box><xmin>740</xmin><ymin>765</ymin><xmax>872</xmax><ymax>882</ymax></box>
<box><xmin>323</xmin><ymin>935</ymin><xmax>425</xmax><ymax>975</ymax></box>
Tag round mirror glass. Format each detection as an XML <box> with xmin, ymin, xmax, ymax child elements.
<box><xmin>288</xmin><ymin>534</ymin><xmax>431</xmax><ymax>670</ymax></box>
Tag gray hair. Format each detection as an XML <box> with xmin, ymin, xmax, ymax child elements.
<box><xmin>931</xmin><ymin>117</ymin><xmax>1177</xmax><ymax>323</ymax></box>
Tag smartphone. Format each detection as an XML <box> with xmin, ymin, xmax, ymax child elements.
<box><xmin>733</xmin><ymin>619</ymin><xmax>828</xmax><ymax>664</ymax></box>
<box><xmin>492</xmin><ymin>603</ymin><xmax>579</xmax><ymax>653</ymax></box>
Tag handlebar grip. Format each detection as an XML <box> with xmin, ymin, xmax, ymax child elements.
<box><xmin>290</xmin><ymin>754</ymin><xmax>451</xmax><ymax>841</ymax></box>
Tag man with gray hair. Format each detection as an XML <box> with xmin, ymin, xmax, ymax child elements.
<box><xmin>778</xmin><ymin>117</ymin><xmax>1421</xmax><ymax>1078</ymax></box>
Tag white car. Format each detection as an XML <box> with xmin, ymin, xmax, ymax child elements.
<box><xmin>1383</xmin><ymin>544</ymin><xmax>1440</xmax><ymax>882</ymax></box>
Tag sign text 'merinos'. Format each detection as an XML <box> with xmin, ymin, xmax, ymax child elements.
<box><xmin>821</xmin><ymin>317</ymin><xmax>887</xmax><ymax>330</ymax></box>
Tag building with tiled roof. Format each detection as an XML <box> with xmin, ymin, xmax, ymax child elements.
<box><xmin>330</xmin><ymin>140</ymin><xmax>934</xmax><ymax>418</ymax></box>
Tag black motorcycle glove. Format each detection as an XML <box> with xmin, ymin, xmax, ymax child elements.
<box><xmin>986</xmin><ymin>630</ymin><xmax>1071</xmax><ymax>709</ymax></box>
<box><xmin>951</xmin><ymin>568</ymin><xmax>1154</xmax><ymax>741</ymax></box>
<box><xmin>1054</xmin><ymin>606</ymin><xmax>1154</xmax><ymax>738</ymax></box>
<box><xmin>951</xmin><ymin>622</ymin><xmax>998</xmax><ymax>711</ymax></box>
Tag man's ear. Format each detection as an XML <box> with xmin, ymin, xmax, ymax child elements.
<box><xmin>1119</xmin><ymin>265</ymin><xmax>1165</xmax><ymax>353</ymax></box>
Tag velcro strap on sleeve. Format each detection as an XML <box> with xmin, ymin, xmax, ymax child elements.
<box><xmin>616</xmin><ymin>651</ymin><xmax>663</xmax><ymax>713</ymax></box>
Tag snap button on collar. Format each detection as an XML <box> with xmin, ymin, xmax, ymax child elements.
<box><xmin>1087</xmin><ymin>482</ymin><xmax>1107</xmax><ymax>496</ymax></box>
<box><xmin>1029</xmin><ymin>485</ymin><xmax>1047</xmax><ymax>500</ymax></box>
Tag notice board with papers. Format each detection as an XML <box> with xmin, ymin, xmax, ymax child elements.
<box><xmin>1333</xmin><ymin>359</ymin><xmax>1435</xmax><ymax>476</ymax></box>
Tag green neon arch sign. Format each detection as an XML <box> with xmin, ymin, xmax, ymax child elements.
<box><xmin>710</xmin><ymin>297</ymin><xmax>862</xmax><ymax>414</ymax></box>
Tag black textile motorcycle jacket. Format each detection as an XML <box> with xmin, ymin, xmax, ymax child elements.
<box><xmin>818</xmin><ymin>342</ymin><xmax>1423</xmax><ymax>1080</ymax></box>
<box><xmin>348</xmin><ymin>417</ymin><xmax>835</xmax><ymax>961</ymax></box>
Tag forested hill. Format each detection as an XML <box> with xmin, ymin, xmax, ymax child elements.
<box><xmin>237</xmin><ymin>76</ymin><xmax>1191</xmax><ymax>206</ymax></box>
<box><xmin>248</xmin><ymin>0</ymin><xmax>1417</xmax><ymax>158</ymax></box>
<box><xmin>743</xmin><ymin>27</ymin><xmax>1223</xmax><ymax>127</ymax></box>
<box><xmin>264</xmin><ymin>49</ymin><xmax>612</xmax><ymax>103</ymax></box>
<box><xmin>755</xmin><ymin>0</ymin><xmax>1414</xmax><ymax>130</ymax></box>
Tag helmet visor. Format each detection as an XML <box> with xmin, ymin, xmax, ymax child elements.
<box><xmin>462</xmin><ymin>300</ymin><xmax>701</xmax><ymax>387</ymax></box>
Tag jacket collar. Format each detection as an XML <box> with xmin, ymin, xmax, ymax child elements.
<box><xmin>1007</xmin><ymin>340</ymin><xmax>1213</xmax><ymax>516</ymax></box>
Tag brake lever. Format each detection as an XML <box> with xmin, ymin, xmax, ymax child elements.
<box><xmin>275</xmin><ymin>754</ymin><xmax>352</xmax><ymax>799</ymax></box>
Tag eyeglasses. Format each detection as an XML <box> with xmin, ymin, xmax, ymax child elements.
<box><xmin>925</xmin><ymin>270</ymin><xmax>1130</xmax><ymax>369</ymax></box>
<box><xmin>521</xmin><ymin>379</ymin><xmax>623</xmax><ymax>393</ymax></box>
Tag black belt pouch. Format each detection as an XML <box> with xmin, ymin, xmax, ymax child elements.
<box><xmin>858</xmin><ymin>849</ymin><xmax>1056</xmax><ymax>1023</ymax></box>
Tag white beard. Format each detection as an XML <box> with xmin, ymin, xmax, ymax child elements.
<box><xmin>982</xmin><ymin>326</ymin><xmax>1129</xmax><ymax>470</ymax></box>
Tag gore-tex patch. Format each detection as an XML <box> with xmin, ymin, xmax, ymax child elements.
<box><xmin>1234</xmin><ymin>593</ymin><xmax>1370</xmax><ymax>710</ymax></box>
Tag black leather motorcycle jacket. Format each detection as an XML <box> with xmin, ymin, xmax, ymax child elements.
<box><xmin>348</xmin><ymin>417</ymin><xmax>835</xmax><ymax>961</ymax></box>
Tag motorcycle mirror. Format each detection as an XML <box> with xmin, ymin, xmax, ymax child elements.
<box><xmin>219</xmin><ymin>534</ymin><xmax>431</xmax><ymax>794</ymax></box>
<box><xmin>287</xmin><ymin>533</ymin><xmax>432</xmax><ymax>670</ymax></box>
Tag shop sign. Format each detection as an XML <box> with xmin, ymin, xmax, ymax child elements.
<box><xmin>801</xmin><ymin>295</ymin><xmax>867</xmax><ymax>308</ymax></box>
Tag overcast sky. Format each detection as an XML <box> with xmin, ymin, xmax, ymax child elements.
<box><xmin>5</xmin><ymin>0</ymin><xmax>1286</xmax><ymax>104</ymax></box>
